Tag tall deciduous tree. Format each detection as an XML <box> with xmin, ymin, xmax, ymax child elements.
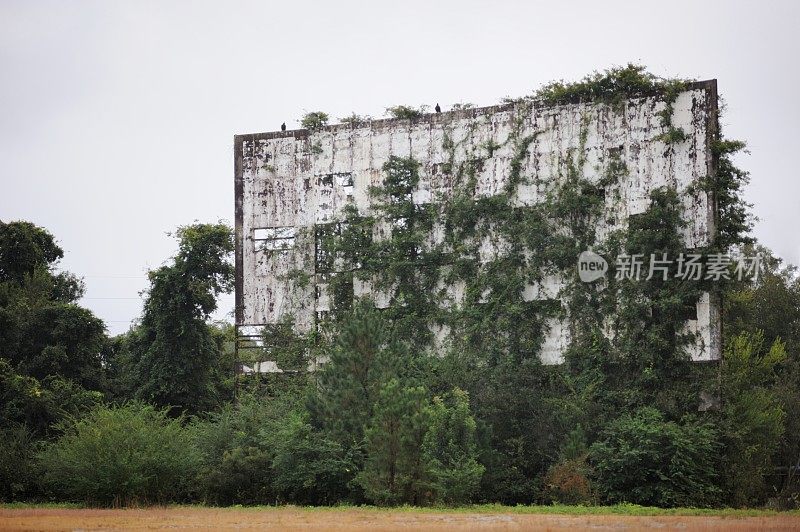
<box><xmin>128</xmin><ymin>223</ymin><xmax>233</xmax><ymax>415</ymax></box>
<box><xmin>0</xmin><ymin>221</ymin><xmax>63</xmax><ymax>284</ymax></box>
<box><xmin>0</xmin><ymin>221</ymin><xmax>105</xmax><ymax>389</ymax></box>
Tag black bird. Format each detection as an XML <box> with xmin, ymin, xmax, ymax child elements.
<box><xmin>435</xmin><ymin>103</ymin><xmax>441</xmax><ymax>113</ymax></box>
<box><xmin>281</xmin><ymin>122</ymin><xmax>286</xmax><ymax>131</ymax></box>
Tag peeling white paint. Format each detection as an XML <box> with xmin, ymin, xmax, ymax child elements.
<box><xmin>237</xmin><ymin>83</ymin><xmax>719</xmax><ymax>363</ymax></box>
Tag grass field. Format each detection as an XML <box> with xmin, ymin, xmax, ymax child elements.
<box><xmin>2</xmin><ymin>504</ymin><xmax>800</xmax><ymax>531</ymax></box>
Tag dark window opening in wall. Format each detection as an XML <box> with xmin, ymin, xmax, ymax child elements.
<box><xmin>628</xmin><ymin>211</ymin><xmax>645</xmax><ymax>226</ymax></box>
<box><xmin>680</xmin><ymin>303</ymin><xmax>699</xmax><ymax>321</ymax></box>
<box><xmin>330</xmin><ymin>272</ymin><xmax>354</xmax><ymax>311</ymax></box>
<box><xmin>336</xmin><ymin>173</ymin><xmax>354</xmax><ymax>197</ymax></box>
<box><xmin>467</xmin><ymin>158</ymin><xmax>485</xmax><ymax>174</ymax></box>
<box><xmin>254</xmin><ymin>227</ymin><xmax>296</xmax><ymax>252</ymax></box>
<box><xmin>317</xmin><ymin>172</ymin><xmax>354</xmax><ymax>198</ymax></box>
<box><xmin>315</xmin><ymin>223</ymin><xmax>338</xmax><ymax>272</ymax></box>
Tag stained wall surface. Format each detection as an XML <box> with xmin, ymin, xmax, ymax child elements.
<box><xmin>235</xmin><ymin>81</ymin><xmax>720</xmax><ymax>365</ymax></box>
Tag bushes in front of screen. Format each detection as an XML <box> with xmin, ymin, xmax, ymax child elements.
<box><xmin>37</xmin><ymin>402</ymin><xmax>197</xmax><ymax>506</ymax></box>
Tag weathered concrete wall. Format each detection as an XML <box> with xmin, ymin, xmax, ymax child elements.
<box><xmin>235</xmin><ymin>80</ymin><xmax>720</xmax><ymax>364</ymax></box>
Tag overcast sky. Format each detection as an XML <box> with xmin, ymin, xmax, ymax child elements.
<box><xmin>1</xmin><ymin>0</ymin><xmax>798</xmax><ymax>335</ymax></box>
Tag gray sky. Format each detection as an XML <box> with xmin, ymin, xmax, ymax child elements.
<box><xmin>1</xmin><ymin>0</ymin><xmax>798</xmax><ymax>335</ymax></box>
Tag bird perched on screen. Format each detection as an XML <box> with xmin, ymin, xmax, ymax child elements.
<box><xmin>281</xmin><ymin>122</ymin><xmax>286</xmax><ymax>131</ymax></box>
<box><xmin>435</xmin><ymin>103</ymin><xmax>441</xmax><ymax>113</ymax></box>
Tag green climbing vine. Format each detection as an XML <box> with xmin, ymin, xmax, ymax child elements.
<box><xmin>274</xmin><ymin>65</ymin><xmax>749</xmax><ymax>414</ymax></box>
<box><xmin>235</xmin><ymin>65</ymin><xmax>760</xmax><ymax>508</ymax></box>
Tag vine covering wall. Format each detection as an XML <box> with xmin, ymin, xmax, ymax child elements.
<box><xmin>235</xmin><ymin>68</ymin><xmax>721</xmax><ymax>369</ymax></box>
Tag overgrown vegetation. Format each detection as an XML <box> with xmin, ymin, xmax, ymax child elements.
<box><xmin>1</xmin><ymin>66</ymin><xmax>798</xmax><ymax>511</ymax></box>
<box><xmin>38</xmin><ymin>402</ymin><xmax>196</xmax><ymax>506</ymax></box>
<box><xmin>339</xmin><ymin>113</ymin><xmax>371</xmax><ymax>127</ymax></box>
<box><xmin>385</xmin><ymin>105</ymin><xmax>428</xmax><ymax>119</ymax></box>
<box><xmin>117</xmin><ymin>223</ymin><xmax>234</xmax><ymax>415</ymax></box>
<box><xmin>301</xmin><ymin>111</ymin><xmax>329</xmax><ymax>131</ymax></box>
<box><xmin>534</xmin><ymin>64</ymin><xmax>691</xmax><ymax>106</ymax></box>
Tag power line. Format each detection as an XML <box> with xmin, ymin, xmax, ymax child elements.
<box><xmin>81</xmin><ymin>275</ymin><xmax>148</xmax><ymax>279</ymax></box>
<box><xmin>81</xmin><ymin>295</ymin><xmax>235</xmax><ymax>300</ymax></box>
<box><xmin>83</xmin><ymin>297</ymin><xmax>143</xmax><ymax>300</ymax></box>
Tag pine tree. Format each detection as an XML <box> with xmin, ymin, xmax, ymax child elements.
<box><xmin>308</xmin><ymin>304</ymin><xmax>402</xmax><ymax>448</ymax></box>
<box><xmin>357</xmin><ymin>379</ymin><xmax>431</xmax><ymax>505</ymax></box>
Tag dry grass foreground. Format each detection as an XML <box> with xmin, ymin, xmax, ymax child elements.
<box><xmin>2</xmin><ymin>505</ymin><xmax>800</xmax><ymax>531</ymax></box>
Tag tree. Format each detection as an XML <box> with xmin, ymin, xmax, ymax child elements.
<box><xmin>423</xmin><ymin>387</ymin><xmax>484</xmax><ymax>504</ymax></box>
<box><xmin>356</xmin><ymin>379</ymin><xmax>431</xmax><ymax>505</ymax></box>
<box><xmin>0</xmin><ymin>358</ymin><xmax>101</xmax><ymax>501</ymax></box>
<box><xmin>0</xmin><ymin>423</ymin><xmax>36</xmax><ymax>502</ymax></box>
<box><xmin>126</xmin><ymin>223</ymin><xmax>233</xmax><ymax>415</ymax></box>
<box><xmin>267</xmin><ymin>410</ymin><xmax>353</xmax><ymax>505</ymax></box>
<box><xmin>300</xmin><ymin>111</ymin><xmax>329</xmax><ymax>131</ymax></box>
<box><xmin>190</xmin><ymin>394</ymin><xmax>281</xmax><ymax>505</ymax></box>
<box><xmin>542</xmin><ymin>425</ymin><xmax>594</xmax><ymax>506</ymax></box>
<box><xmin>612</xmin><ymin>187</ymin><xmax>705</xmax><ymax>407</ymax></box>
<box><xmin>590</xmin><ymin>407</ymin><xmax>721</xmax><ymax>507</ymax></box>
<box><xmin>456</xmin><ymin>354</ymin><xmax>559</xmax><ymax>504</ymax></box>
<box><xmin>719</xmin><ymin>332</ymin><xmax>786</xmax><ymax>506</ymax></box>
<box><xmin>307</xmin><ymin>304</ymin><xmax>403</xmax><ymax>448</ymax></box>
<box><xmin>0</xmin><ymin>221</ymin><xmax>106</xmax><ymax>390</ymax></box>
<box><xmin>0</xmin><ymin>221</ymin><xmax>63</xmax><ymax>284</ymax></box>
<box><xmin>307</xmin><ymin>303</ymin><xmax>437</xmax><ymax>505</ymax></box>
<box><xmin>15</xmin><ymin>302</ymin><xmax>105</xmax><ymax>388</ymax></box>
<box><xmin>725</xmin><ymin>252</ymin><xmax>800</xmax><ymax>349</ymax></box>
<box><xmin>724</xmin><ymin>251</ymin><xmax>800</xmax><ymax>506</ymax></box>
<box><xmin>0</xmin><ymin>358</ymin><xmax>102</xmax><ymax>438</ymax></box>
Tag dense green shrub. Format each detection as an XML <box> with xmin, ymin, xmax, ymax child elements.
<box><xmin>423</xmin><ymin>388</ymin><xmax>484</xmax><ymax>504</ymax></box>
<box><xmin>590</xmin><ymin>407</ymin><xmax>722</xmax><ymax>507</ymax></box>
<box><xmin>0</xmin><ymin>424</ymin><xmax>37</xmax><ymax>501</ymax></box>
<box><xmin>533</xmin><ymin>64</ymin><xmax>687</xmax><ymax>105</ymax></box>
<box><xmin>267</xmin><ymin>410</ymin><xmax>354</xmax><ymax>504</ymax></box>
<box><xmin>385</xmin><ymin>105</ymin><xmax>426</xmax><ymax>119</ymax></box>
<box><xmin>541</xmin><ymin>425</ymin><xmax>594</xmax><ymax>505</ymax></box>
<box><xmin>37</xmin><ymin>402</ymin><xmax>197</xmax><ymax>506</ymax></box>
<box><xmin>0</xmin><ymin>358</ymin><xmax>101</xmax><ymax>438</ymax></box>
<box><xmin>192</xmin><ymin>393</ymin><xmax>353</xmax><ymax>505</ymax></box>
<box><xmin>719</xmin><ymin>332</ymin><xmax>787</xmax><ymax>506</ymax></box>
<box><xmin>124</xmin><ymin>223</ymin><xmax>234</xmax><ymax>416</ymax></box>
<box><xmin>1</xmin><ymin>358</ymin><xmax>102</xmax><ymax>502</ymax></box>
<box><xmin>191</xmin><ymin>394</ymin><xmax>281</xmax><ymax>504</ymax></box>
